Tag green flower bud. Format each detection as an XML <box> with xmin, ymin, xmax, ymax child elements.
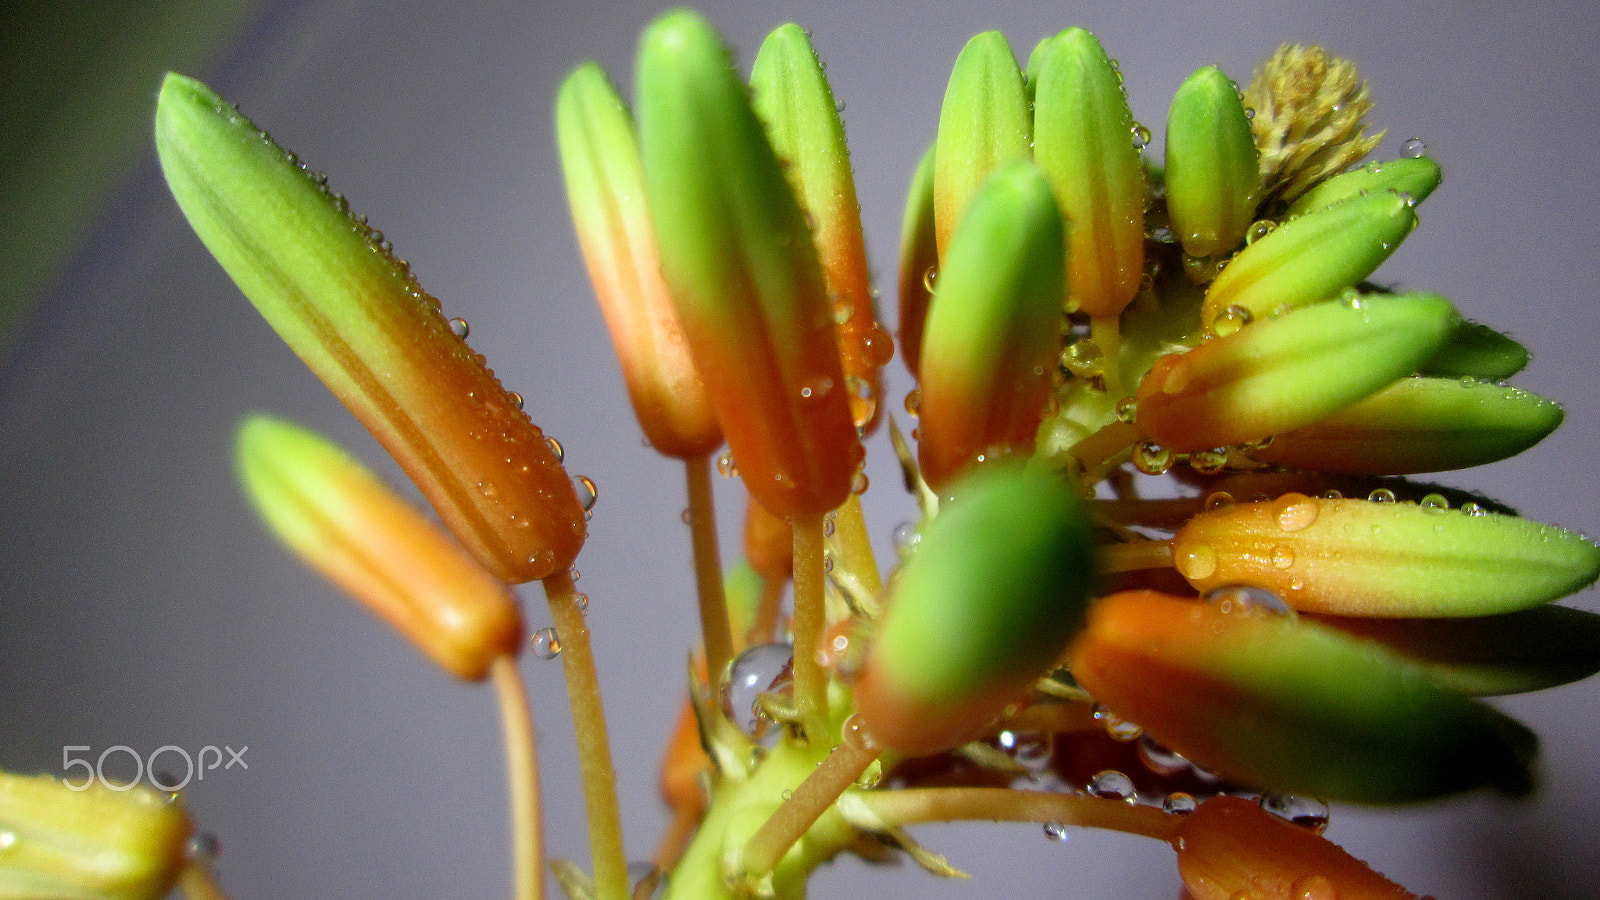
<box><xmin>0</xmin><ymin>773</ymin><xmax>189</xmax><ymax>900</ymax></box>
<box><xmin>1285</xmin><ymin>155</ymin><xmax>1442</xmax><ymax>218</ymax></box>
<box><xmin>1032</xmin><ymin>28</ymin><xmax>1146</xmax><ymax>319</ymax></box>
<box><xmin>1070</xmin><ymin>590</ymin><xmax>1537</xmax><ymax>802</ymax></box>
<box><xmin>897</xmin><ymin>145</ymin><xmax>937</xmax><ymax>378</ymax></box>
<box><xmin>1251</xmin><ymin>377</ymin><xmax>1563</xmax><ymax>474</ymax></box>
<box><xmin>854</xmin><ymin>466</ymin><xmax>1094</xmax><ymax>755</ymax></box>
<box><xmin>1165</xmin><ymin>66</ymin><xmax>1260</xmax><ymax>259</ymax></box>
<box><xmin>636</xmin><ymin>10</ymin><xmax>860</xmax><ymax>518</ymax></box>
<box><xmin>916</xmin><ymin>161</ymin><xmax>1065</xmax><ymax>491</ymax></box>
<box><xmin>751</xmin><ymin>24</ymin><xmax>889</xmax><ymax>432</ymax></box>
<box><xmin>1172</xmin><ymin>493</ymin><xmax>1600</xmax><ymax>617</ymax></box>
<box><xmin>1200</xmin><ymin>190</ymin><xmax>1417</xmax><ymax>331</ymax></box>
<box><xmin>156</xmin><ymin>74</ymin><xmax>583</xmax><ymax>584</ymax></box>
<box><xmin>1312</xmin><ymin>605</ymin><xmax>1600</xmax><ymax>696</ymax></box>
<box><xmin>1134</xmin><ymin>294</ymin><xmax>1457</xmax><ymax>453</ymax></box>
<box><xmin>1419</xmin><ymin>319</ymin><xmax>1530</xmax><ymax>381</ymax></box>
<box><xmin>933</xmin><ymin>31</ymin><xmax>1030</xmax><ymax>258</ymax></box>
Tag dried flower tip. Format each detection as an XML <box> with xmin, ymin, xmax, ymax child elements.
<box><xmin>636</xmin><ymin>10</ymin><xmax>860</xmax><ymax>518</ymax></box>
<box><xmin>1172</xmin><ymin>492</ymin><xmax>1600</xmax><ymax>617</ymax></box>
<box><xmin>916</xmin><ymin>161</ymin><xmax>1065</xmax><ymax>491</ymax></box>
<box><xmin>1165</xmin><ymin>66</ymin><xmax>1260</xmax><ymax>259</ymax></box>
<box><xmin>1245</xmin><ymin>44</ymin><xmax>1384</xmax><ymax>209</ymax></box>
<box><xmin>897</xmin><ymin>145</ymin><xmax>938</xmax><ymax>378</ymax></box>
<box><xmin>752</xmin><ymin>24</ymin><xmax>890</xmax><ymax>433</ymax></box>
<box><xmin>1420</xmin><ymin>319</ymin><xmax>1530</xmax><ymax>381</ymax></box>
<box><xmin>236</xmin><ymin>416</ymin><xmax>523</xmax><ymax>680</ymax></box>
<box><xmin>156</xmin><ymin>74</ymin><xmax>583</xmax><ymax>583</ymax></box>
<box><xmin>1032</xmin><ymin>28</ymin><xmax>1146</xmax><ymax>319</ymax></box>
<box><xmin>1285</xmin><ymin>155</ymin><xmax>1442</xmax><ymax>218</ymax></box>
<box><xmin>1069</xmin><ymin>590</ymin><xmax>1537</xmax><ymax>802</ymax></box>
<box><xmin>1313</xmin><ymin>605</ymin><xmax>1600</xmax><ymax>697</ymax></box>
<box><xmin>1135</xmin><ymin>294</ymin><xmax>1457</xmax><ymax>453</ymax></box>
<box><xmin>1250</xmin><ymin>377</ymin><xmax>1563</xmax><ymax>474</ymax></box>
<box><xmin>933</xmin><ymin>31</ymin><xmax>1031</xmax><ymax>259</ymax></box>
<box><xmin>0</xmin><ymin>771</ymin><xmax>190</xmax><ymax>900</ymax></box>
<box><xmin>1175</xmin><ymin>796</ymin><xmax>1418</xmax><ymax>900</ymax></box>
<box><xmin>1200</xmin><ymin>190</ymin><xmax>1417</xmax><ymax>330</ymax></box>
<box><xmin>556</xmin><ymin>62</ymin><xmax>721</xmax><ymax>459</ymax></box>
<box><xmin>854</xmin><ymin>466</ymin><xmax>1094</xmax><ymax>756</ymax></box>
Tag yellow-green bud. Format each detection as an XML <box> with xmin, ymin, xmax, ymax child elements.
<box><xmin>1420</xmin><ymin>319</ymin><xmax>1530</xmax><ymax>380</ymax></box>
<box><xmin>0</xmin><ymin>772</ymin><xmax>189</xmax><ymax>900</ymax></box>
<box><xmin>1165</xmin><ymin>66</ymin><xmax>1260</xmax><ymax>259</ymax></box>
<box><xmin>1285</xmin><ymin>155</ymin><xmax>1442</xmax><ymax>218</ymax></box>
<box><xmin>916</xmin><ymin>161</ymin><xmax>1065</xmax><ymax>491</ymax></box>
<box><xmin>1251</xmin><ymin>377</ymin><xmax>1563</xmax><ymax>474</ymax></box>
<box><xmin>1134</xmin><ymin>294</ymin><xmax>1457</xmax><ymax>452</ymax></box>
<box><xmin>1172</xmin><ymin>493</ymin><xmax>1600</xmax><ymax>617</ymax></box>
<box><xmin>933</xmin><ymin>31</ymin><xmax>1031</xmax><ymax>258</ymax></box>
<box><xmin>854</xmin><ymin>466</ymin><xmax>1094</xmax><ymax>755</ymax></box>
<box><xmin>1200</xmin><ymin>190</ymin><xmax>1417</xmax><ymax>331</ymax></box>
<box><xmin>1032</xmin><ymin>28</ymin><xmax>1146</xmax><ymax>319</ymax></box>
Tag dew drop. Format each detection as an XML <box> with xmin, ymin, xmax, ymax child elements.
<box><xmin>892</xmin><ymin>521</ymin><xmax>921</xmax><ymax>557</ymax></box>
<box><xmin>851</xmin><ymin>471</ymin><xmax>870</xmax><ymax>494</ymax></box>
<box><xmin>508</xmin><ymin>391</ymin><xmax>524</xmax><ymax>410</ymax></box>
<box><xmin>574</xmin><ymin>475</ymin><xmax>598</xmax><ymax>512</ymax></box>
<box><xmin>1204</xmin><ymin>491</ymin><xmax>1235</xmax><ymax>511</ymax></box>
<box><xmin>186</xmin><ymin>832</ymin><xmax>221</xmax><ymax>862</ymax></box>
<box><xmin>1463</xmin><ymin>501</ymin><xmax>1488</xmax><ymax>517</ymax></box>
<box><xmin>1260</xmin><ymin>792</ymin><xmax>1331</xmax><ymax>833</ymax></box>
<box><xmin>717</xmin><ymin>453</ymin><xmax>739</xmax><ymax>478</ymax></box>
<box><xmin>1114</xmin><ymin>396</ymin><xmax>1138</xmax><ymax>424</ymax></box>
<box><xmin>1093</xmin><ymin>704</ymin><xmax>1142</xmax><ymax>741</ymax></box>
<box><xmin>1290</xmin><ymin>875</ymin><xmax>1339</xmax><ymax>900</ymax></box>
<box><xmin>1271</xmin><ymin>544</ymin><xmax>1296</xmax><ymax>569</ymax></box>
<box><xmin>1190</xmin><ymin>447</ymin><xmax>1228</xmax><ymax>475</ymax></box>
<box><xmin>904</xmin><ymin>389</ymin><xmax>922</xmax><ymax>417</ymax></box>
<box><xmin>1087</xmin><ymin>769</ymin><xmax>1136</xmax><ymax>802</ymax></box>
<box><xmin>841</xmin><ymin>713</ymin><xmax>877</xmax><ymax>751</ymax></box>
<box><xmin>1151</xmin><ymin>225</ymin><xmax>1177</xmax><ymax>243</ymax></box>
<box><xmin>544</xmin><ymin>435</ymin><xmax>565</xmax><ymax>462</ymax></box>
<box><xmin>1162</xmin><ymin>792</ymin><xmax>1199</xmax><ymax>815</ymax></box>
<box><xmin>1245</xmin><ymin>219</ymin><xmax>1278</xmax><ymax>245</ymax></box>
<box><xmin>798</xmin><ymin>376</ymin><xmax>834</xmax><ymax>404</ymax></box>
<box><xmin>1204</xmin><ymin>584</ymin><xmax>1293</xmax><ymax>617</ymax></box>
<box><xmin>531</xmin><ymin>627</ymin><xmax>563</xmax><ymax>659</ymax></box>
<box><xmin>1400</xmin><ymin>137</ymin><xmax>1428</xmax><ymax>158</ymax></box>
<box><xmin>1131</xmin><ymin>123</ymin><xmax>1152</xmax><ymax>149</ymax></box>
<box><xmin>1175</xmin><ymin>542</ymin><xmax>1218</xmax><ymax>580</ymax></box>
<box><xmin>448</xmin><ymin>317</ymin><xmax>470</xmax><ymax>338</ymax></box>
<box><xmin>1211</xmin><ymin>304</ymin><xmax>1254</xmax><ymax>337</ymax></box>
<box><xmin>1061</xmin><ymin>340</ymin><xmax>1105</xmax><ymax>377</ymax></box>
<box><xmin>1366</xmin><ymin>487</ymin><xmax>1397</xmax><ymax>504</ymax></box>
<box><xmin>1419</xmin><ymin>493</ymin><xmax>1449</xmax><ymax>510</ymax></box>
<box><xmin>1274</xmin><ymin>493</ymin><xmax>1321</xmax><ymax>532</ymax></box>
<box><xmin>1139</xmin><ymin>735</ymin><xmax>1190</xmax><ymax>775</ymax></box>
<box><xmin>922</xmin><ymin>266</ymin><xmax>939</xmax><ymax>293</ymax></box>
<box><xmin>721</xmin><ymin>643</ymin><xmax>795</xmax><ymax>737</ymax></box>
<box><xmin>1133</xmin><ymin>440</ymin><xmax>1173</xmax><ymax>475</ymax></box>
<box><xmin>1043</xmin><ymin>821</ymin><xmax>1070</xmax><ymax>842</ymax></box>
<box><xmin>575</xmin><ymin>592</ymin><xmax>590</xmax><ymax>614</ymax></box>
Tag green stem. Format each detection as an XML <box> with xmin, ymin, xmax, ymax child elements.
<box><xmin>858</xmin><ymin>787</ymin><xmax>1180</xmax><ymax>842</ymax></box>
<box><xmin>491</xmin><ymin>653</ymin><xmax>545</xmax><ymax>900</ymax></box>
<box><xmin>791</xmin><ymin>510</ymin><xmax>829</xmax><ymax>741</ymax></box>
<box><xmin>1091</xmin><ymin>314</ymin><xmax>1123</xmax><ymax>393</ymax></box>
<box><xmin>737</xmin><ymin>740</ymin><xmax>880</xmax><ymax>878</ymax></box>
<box><xmin>1070</xmin><ymin>419</ymin><xmax>1140</xmax><ymax>478</ymax></box>
<box><xmin>543</xmin><ymin>569</ymin><xmax>630</xmax><ymax>900</ymax></box>
<box><xmin>1097</xmin><ymin>539</ymin><xmax>1175</xmax><ymax>574</ymax></box>
<box><xmin>685</xmin><ymin>453</ymin><xmax>733</xmax><ymax>680</ymax></box>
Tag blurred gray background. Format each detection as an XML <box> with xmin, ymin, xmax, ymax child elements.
<box><xmin>4</xmin><ymin>1</ymin><xmax>1599</xmax><ymax>897</ymax></box>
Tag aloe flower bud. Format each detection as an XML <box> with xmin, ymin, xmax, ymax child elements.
<box><xmin>236</xmin><ymin>416</ymin><xmax>523</xmax><ymax>680</ymax></box>
<box><xmin>897</xmin><ymin>145</ymin><xmax>937</xmax><ymax>378</ymax></box>
<box><xmin>916</xmin><ymin>161</ymin><xmax>1065</xmax><ymax>491</ymax></box>
<box><xmin>556</xmin><ymin>63</ymin><xmax>721</xmax><ymax>459</ymax></box>
<box><xmin>156</xmin><ymin>74</ymin><xmax>583</xmax><ymax>583</ymax></box>
<box><xmin>1285</xmin><ymin>155</ymin><xmax>1442</xmax><ymax>218</ymax></box>
<box><xmin>1250</xmin><ymin>377</ymin><xmax>1563</xmax><ymax>474</ymax></box>
<box><xmin>1134</xmin><ymin>294</ymin><xmax>1457</xmax><ymax>453</ymax></box>
<box><xmin>1420</xmin><ymin>319</ymin><xmax>1530</xmax><ymax>380</ymax></box>
<box><xmin>0</xmin><ymin>772</ymin><xmax>189</xmax><ymax>900</ymax></box>
<box><xmin>1171</xmin><ymin>493</ymin><xmax>1600</xmax><ymax>617</ymax></box>
<box><xmin>933</xmin><ymin>31</ymin><xmax>1031</xmax><ymax>258</ymax></box>
<box><xmin>1069</xmin><ymin>590</ymin><xmax>1536</xmax><ymax>801</ymax></box>
<box><xmin>1200</xmin><ymin>190</ymin><xmax>1417</xmax><ymax>331</ymax></box>
<box><xmin>853</xmin><ymin>466</ymin><xmax>1094</xmax><ymax>755</ymax></box>
<box><xmin>636</xmin><ymin>10</ymin><xmax>860</xmax><ymax>518</ymax></box>
<box><xmin>1174</xmin><ymin>796</ymin><xmax>1417</xmax><ymax>900</ymax></box>
<box><xmin>752</xmin><ymin>24</ymin><xmax>892</xmax><ymax>432</ymax></box>
<box><xmin>1032</xmin><ymin>28</ymin><xmax>1146</xmax><ymax>319</ymax></box>
<box><xmin>1165</xmin><ymin>66</ymin><xmax>1260</xmax><ymax>259</ymax></box>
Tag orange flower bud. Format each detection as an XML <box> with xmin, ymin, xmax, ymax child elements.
<box><xmin>1174</xmin><ymin>796</ymin><xmax>1417</xmax><ymax>900</ymax></box>
<box><xmin>156</xmin><ymin>74</ymin><xmax>583</xmax><ymax>583</ymax></box>
<box><xmin>236</xmin><ymin>415</ymin><xmax>523</xmax><ymax>680</ymax></box>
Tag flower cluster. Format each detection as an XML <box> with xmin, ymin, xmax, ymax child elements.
<box><xmin>4</xmin><ymin>10</ymin><xmax>1597</xmax><ymax>900</ymax></box>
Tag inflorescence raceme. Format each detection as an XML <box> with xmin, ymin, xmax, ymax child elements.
<box><xmin>5</xmin><ymin>10</ymin><xmax>1598</xmax><ymax>900</ymax></box>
